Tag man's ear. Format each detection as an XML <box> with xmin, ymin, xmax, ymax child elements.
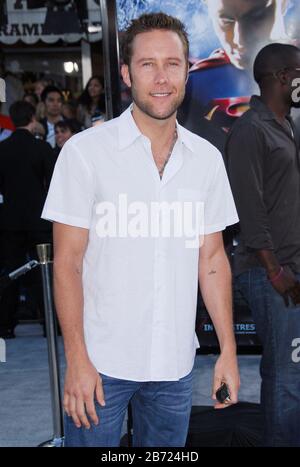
<box><xmin>121</xmin><ymin>64</ymin><xmax>131</xmax><ymax>88</ymax></box>
<box><xmin>277</xmin><ymin>69</ymin><xmax>289</xmax><ymax>85</ymax></box>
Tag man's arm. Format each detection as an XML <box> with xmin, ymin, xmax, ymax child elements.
<box><xmin>53</xmin><ymin>222</ymin><xmax>105</xmax><ymax>429</ymax></box>
<box><xmin>199</xmin><ymin>231</ymin><xmax>240</xmax><ymax>409</ymax></box>
<box><xmin>226</xmin><ymin>123</ymin><xmax>274</xmax><ymax>252</ymax></box>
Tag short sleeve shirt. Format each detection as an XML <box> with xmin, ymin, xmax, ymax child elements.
<box><xmin>42</xmin><ymin>107</ymin><xmax>238</xmax><ymax>381</ymax></box>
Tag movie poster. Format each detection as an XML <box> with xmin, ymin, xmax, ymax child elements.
<box><xmin>116</xmin><ymin>0</ymin><xmax>300</xmax><ymax>348</ymax></box>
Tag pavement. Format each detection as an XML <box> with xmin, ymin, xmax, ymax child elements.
<box><xmin>0</xmin><ymin>323</ymin><xmax>261</xmax><ymax>447</ymax></box>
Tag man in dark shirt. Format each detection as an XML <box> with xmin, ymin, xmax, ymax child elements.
<box><xmin>226</xmin><ymin>43</ymin><xmax>300</xmax><ymax>447</ymax></box>
<box><xmin>0</xmin><ymin>101</ymin><xmax>55</xmax><ymax>338</ymax></box>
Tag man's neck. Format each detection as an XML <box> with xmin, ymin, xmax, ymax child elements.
<box><xmin>260</xmin><ymin>93</ymin><xmax>290</xmax><ymax>123</ymax></box>
<box><xmin>131</xmin><ymin>104</ymin><xmax>177</xmax><ymax>151</ymax></box>
<box><xmin>16</xmin><ymin>125</ymin><xmax>32</xmax><ymax>133</ymax></box>
<box><xmin>47</xmin><ymin>115</ymin><xmax>61</xmax><ymax>125</ymax></box>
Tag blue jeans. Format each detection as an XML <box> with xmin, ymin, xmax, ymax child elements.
<box><xmin>64</xmin><ymin>369</ymin><xmax>193</xmax><ymax>447</ymax></box>
<box><xmin>236</xmin><ymin>268</ymin><xmax>300</xmax><ymax>447</ymax></box>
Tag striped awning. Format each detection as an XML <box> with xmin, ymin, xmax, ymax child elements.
<box><xmin>0</xmin><ymin>0</ymin><xmax>102</xmax><ymax>44</ymax></box>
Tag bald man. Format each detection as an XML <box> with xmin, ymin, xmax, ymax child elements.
<box><xmin>226</xmin><ymin>43</ymin><xmax>300</xmax><ymax>447</ymax></box>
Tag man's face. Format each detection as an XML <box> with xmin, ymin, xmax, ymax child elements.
<box><xmin>206</xmin><ymin>0</ymin><xmax>286</xmax><ymax>69</ymax></box>
<box><xmin>55</xmin><ymin>126</ymin><xmax>72</xmax><ymax>148</ymax></box>
<box><xmin>121</xmin><ymin>30</ymin><xmax>187</xmax><ymax>121</ymax></box>
<box><xmin>45</xmin><ymin>91</ymin><xmax>63</xmax><ymax>117</ymax></box>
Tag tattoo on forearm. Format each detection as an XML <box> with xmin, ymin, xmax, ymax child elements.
<box><xmin>208</xmin><ymin>270</ymin><xmax>217</xmax><ymax>275</ymax></box>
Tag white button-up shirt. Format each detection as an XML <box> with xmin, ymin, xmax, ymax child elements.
<box><xmin>42</xmin><ymin>107</ymin><xmax>238</xmax><ymax>381</ymax></box>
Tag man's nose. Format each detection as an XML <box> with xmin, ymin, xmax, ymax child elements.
<box><xmin>154</xmin><ymin>67</ymin><xmax>169</xmax><ymax>84</ymax></box>
<box><xmin>232</xmin><ymin>21</ymin><xmax>243</xmax><ymax>49</ymax></box>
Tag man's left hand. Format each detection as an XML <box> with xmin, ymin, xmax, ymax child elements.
<box><xmin>211</xmin><ymin>350</ymin><xmax>240</xmax><ymax>409</ymax></box>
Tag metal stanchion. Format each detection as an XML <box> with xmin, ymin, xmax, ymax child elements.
<box><xmin>36</xmin><ymin>243</ymin><xmax>64</xmax><ymax>447</ymax></box>
<box><xmin>0</xmin><ymin>260</ymin><xmax>39</xmax><ymax>295</ymax></box>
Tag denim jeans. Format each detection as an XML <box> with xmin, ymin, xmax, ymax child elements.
<box><xmin>236</xmin><ymin>268</ymin><xmax>300</xmax><ymax>447</ymax></box>
<box><xmin>64</xmin><ymin>369</ymin><xmax>193</xmax><ymax>447</ymax></box>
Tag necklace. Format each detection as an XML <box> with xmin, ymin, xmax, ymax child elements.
<box><xmin>158</xmin><ymin>128</ymin><xmax>178</xmax><ymax>179</ymax></box>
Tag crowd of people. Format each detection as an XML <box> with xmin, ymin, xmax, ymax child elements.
<box><xmin>0</xmin><ymin>75</ymin><xmax>106</xmax><ymax>339</ymax></box>
<box><xmin>0</xmin><ymin>75</ymin><xmax>106</xmax><ymax>145</ymax></box>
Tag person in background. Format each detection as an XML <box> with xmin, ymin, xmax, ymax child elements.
<box><xmin>53</xmin><ymin>118</ymin><xmax>82</xmax><ymax>159</ymax></box>
<box><xmin>34</xmin><ymin>79</ymin><xmax>49</xmax><ymax>121</ymax></box>
<box><xmin>0</xmin><ymin>102</ymin><xmax>14</xmax><ymax>142</ymax></box>
<box><xmin>39</xmin><ymin>85</ymin><xmax>64</xmax><ymax>148</ymax></box>
<box><xmin>0</xmin><ymin>101</ymin><xmax>56</xmax><ymax>339</ymax></box>
<box><xmin>226</xmin><ymin>43</ymin><xmax>300</xmax><ymax>447</ymax></box>
<box><xmin>34</xmin><ymin>79</ymin><xmax>49</xmax><ymax>101</ymax></box>
<box><xmin>23</xmin><ymin>92</ymin><xmax>39</xmax><ymax>109</ymax></box>
<box><xmin>77</xmin><ymin>76</ymin><xmax>106</xmax><ymax>128</ymax></box>
<box><xmin>0</xmin><ymin>59</ymin><xmax>24</xmax><ymax>116</ymax></box>
<box><xmin>23</xmin><ymin>92</ymin><xmax>45</xmax><ymax>139</ymax></box>
<box><xmin>62</xmin><ymin>99</ymin><xmax>78</xmax><ymax>121</ymax></box>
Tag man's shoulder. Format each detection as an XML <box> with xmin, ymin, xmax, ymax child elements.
<box><xmin>0</xmin><ymin>130</ymin><xmax>17</xmax><ymax>150</ymax></box>
<box><xmin>70</xmin><ymin>117</ymin><xmax>119</xmax><ymax>144</ymax></box>
<box><xmin>33</xmin><ymin>136</ymin><xmax>53</xmax><ymax>152</ymax></box>
<box><xmin>0</xmin><ymin>130</ymin><xmax>48</xmax><ymax>153</ymax></box>
<box><xmin>61</xmin><ymin>117</ymin><xmax>120</xmax><ymax>162</ymax></box>
<box><xmin>229</xmin><ymin>107</ymin><xmax>261</xmax><ymax>134</ymax></box>
<box><xmin>179</xmin><ymin>124</ymin><xmax>222</xmax><ymax>160</ymax></box>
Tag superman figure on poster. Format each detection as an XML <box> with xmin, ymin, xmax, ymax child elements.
<box><xmin>177</xmin><ymin>0</ymin><xmax>300</xmax><ymax>147</ymax></box>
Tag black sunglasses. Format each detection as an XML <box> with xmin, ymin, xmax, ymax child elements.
<box><xmin>259</xmin><ymin>67</ymin><xmax>300</xmax><ymax>81</ymax></box>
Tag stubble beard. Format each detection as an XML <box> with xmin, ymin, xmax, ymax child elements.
<box><xmin>130</xmin><ymin>82</ymin><xmax>186</xmax><ymax>121</ymax></box>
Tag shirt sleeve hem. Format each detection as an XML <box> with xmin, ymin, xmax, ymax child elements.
<box><xmin>204</xmin><ymin>216</ymin><xmax>239</xmax><ymax>234</ymax></box>
<box><xmin>41</xmin><ymin>209</ymin><xmax>90</xmax><ymax>229</ymax></box>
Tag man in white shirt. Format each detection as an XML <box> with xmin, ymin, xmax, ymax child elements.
<box><xmin>42</xmin><ymin>12</ymin><xmax>240</xmax><ymax>447</ymax></box>
<box><xmin>39</xmin><ymin>85</ymin><xmax>64</xmax><ymax>148</ymax></box>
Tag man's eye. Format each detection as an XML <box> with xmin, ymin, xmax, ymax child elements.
<box><xmin>248</xmin><ymin>11</ymin><xmax>266</xmax><ymax>20</ymax></box>
<box><xmin>142</xmin><ymin>62</ymin><xmax>153</xmax><ymax>67</ymax></box>
<box><xmin>219</xmin><ymin>18</ymin><xmax>235</xmax><ymax>28</ymax></box>
<box><xmin>169</xmin><ymin>62</ymin><xmax>179</xmax><ymax>67</ymax></box>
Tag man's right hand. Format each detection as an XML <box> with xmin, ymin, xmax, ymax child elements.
<box><xmin>63</xmin><ymin>359</ymin><xmax>105</xmax><ymax>429</ymax></box>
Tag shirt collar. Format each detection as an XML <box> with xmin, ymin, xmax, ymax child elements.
<box><xmin>118</xmin><ymin>104</ymin><xmax>194</xmax><ymax>152</ymax></box>
<box><xmin>250</xmin><ymin>95</ymin><xmax>283</xmax><ymax>121</ymax></box>
<box><xmin>250</xmin><ymin>95</ymin><xmax>296</xmax><ymax>138</ymax></box>
<box><xmin>118</xmin><ymin>105</ymin><xmax>142</xmax><ymax>150</ymax></box>
<box><xmin>176</xmin><ymin>123</ymin><xmax>195</xmax><ymax>152</ymax></box>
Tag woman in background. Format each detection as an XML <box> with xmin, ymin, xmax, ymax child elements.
<box><xmin>77</xmin><ymin>76</ymin><xmax>106</xmax><ymax>128</ymax></box>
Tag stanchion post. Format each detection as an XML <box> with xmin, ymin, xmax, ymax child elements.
<box><xmin>36</xmin><ymin>243</ymin><xmax>64</xmax><ymax>447</ymax></box>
